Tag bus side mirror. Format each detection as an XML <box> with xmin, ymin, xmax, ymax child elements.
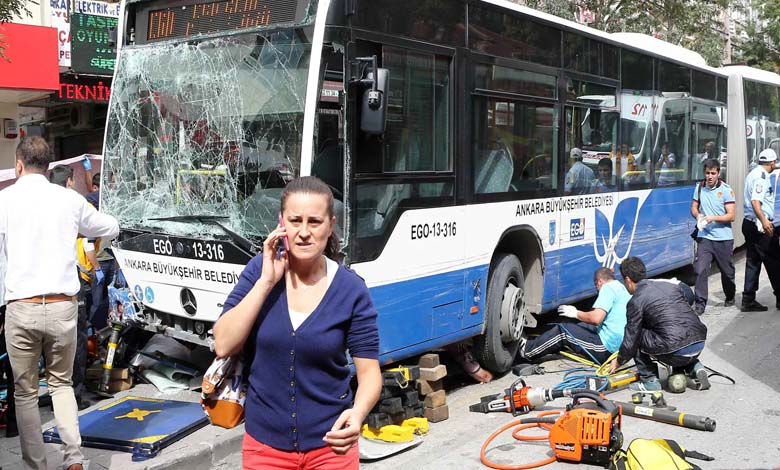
<box><xmin>360</xmin><ymin>68</ymin><xmax>389</xmax><ymax>135</ymax></box>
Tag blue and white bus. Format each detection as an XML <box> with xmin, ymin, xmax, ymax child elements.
<box><xmin>102</xmin><ymin>0</ymin><xmax>780</xmax><ymax>372</ymax></box>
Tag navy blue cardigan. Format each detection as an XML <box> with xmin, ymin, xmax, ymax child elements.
<box><xmin>221</xmin><ymin>256</ymin><xmax>379</xmax><ymax>451</ymax></box>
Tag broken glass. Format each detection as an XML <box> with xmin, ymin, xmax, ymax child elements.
<box><xmin>102</xmin><ymin>27</ymin><xmax>315</xmax><ymax>242</ymax></box>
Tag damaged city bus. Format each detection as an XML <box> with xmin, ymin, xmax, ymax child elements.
<box><xmin>104</xmin><ymin>0</ymin><xmax>756</xmax><ymax>373</ymax></box>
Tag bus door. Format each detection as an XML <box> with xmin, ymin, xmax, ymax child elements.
<box><xmin>345</xmin><ymin>39</ymin><xmax>462</xmax><ymax>353</ymax></box>
<box><xmin>560</xmin><ymin>82</ymin><xmax>619</xmax><ymax>298</ymax></box>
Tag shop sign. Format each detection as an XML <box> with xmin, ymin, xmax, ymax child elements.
<box><xmin>70</xmin><ymin>12</ymin><xmax>119</xmax><ymax>75</ymax></box>
<box><xmin>55</xmin><ymin>76</ymin><xmax>112</xmax><ymax>103</ymax></box>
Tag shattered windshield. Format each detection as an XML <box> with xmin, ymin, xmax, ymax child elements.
<box><xmin>103</xmin><ymin>27</ymin><xmax>313</xmax><ymax>241</ymax></box>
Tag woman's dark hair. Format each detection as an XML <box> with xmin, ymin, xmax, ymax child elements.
<box><xmin>619</xmin><ymin>256</ymin><xmax>646</xmax><ymax>283</ymax></box>
<box><xmin>48</xmin><ymin>165</ymin><xmax>74</xmax><ymax>187</ymax></box>
<box><xmin>280</xmin><ymin>176</ymin><xmax>342</xmax><ymax>261</ymax></box>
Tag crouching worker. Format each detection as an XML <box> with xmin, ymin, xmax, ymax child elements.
<box><xmin>518</xmin><ymin>267</ymin><xmax>629</xmax><ymax>365</ymax></box>
<box><xmin>609</xmin><ymin>257</ymin><xmax>709</xmax><ymax>392</ymax></box>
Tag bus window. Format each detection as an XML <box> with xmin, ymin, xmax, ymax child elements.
<box><xmin>653</xmin><ymin>99</ymin><xmax>691</xmax><ymax>187</ymax></box>
<box><xmin>564</xmin><ymin>106</ymin><xmax>617</xmax><ymax>194</ymax></box>
<box><xmin>692</xmin><ymin>122</ymin><xmax>723</xmax><ymax>181</ymax></box>
<box><xmin>472</xmin><ymin>98</ymin><xmax>558</xmax><ymax>195</ymax></box>
<box><xmin>382</xmin><ymin>47</ymin><xmax>450</xmax><ymax>173</ymax></box>
<box><xmin>351</xmin><ymin>43</ymin><xmax>455</xmax><ymax>262</ymax></box>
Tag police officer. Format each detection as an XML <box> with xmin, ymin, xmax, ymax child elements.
<box><xmin>691</xmin><ymin>158</ymin><xmax>736</xmax><ymax>314</ymax></box>
<box><xmin>564</xmin><ymin>148</ymin><xmax>594</xmax><ymax>195</ymax></box>
<box><xmin>741</xmin><ymin>148</ymin><xmax>780</xmax><ymax>312</ymax></box>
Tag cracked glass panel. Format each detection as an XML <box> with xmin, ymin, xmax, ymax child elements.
<box><xmin>103</xmin><ymin>27</ymin><xmax>314</xmax><ymax>241</ymax></box>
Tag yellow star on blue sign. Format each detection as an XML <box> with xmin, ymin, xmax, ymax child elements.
<box><xmin>115</xmin><ymin>408</ymin><xmax>161</xmax><ymax>422</ymax></box>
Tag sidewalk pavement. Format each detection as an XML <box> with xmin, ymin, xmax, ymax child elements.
<box><xmin>3</xmin><ymin>251</ymin><xmax>780</xmax><ymax>469</ymax></box>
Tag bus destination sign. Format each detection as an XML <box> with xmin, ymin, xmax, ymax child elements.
<box><xmin>146</xmin><ymin>0</ymin><xmax>299</xmax><ymax>42</ymax></box>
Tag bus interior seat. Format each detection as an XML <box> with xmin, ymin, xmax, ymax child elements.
<box><xmin>475</xmin><ymin>146</ymin><xmax>513</xmax><ymax>193</ymax></box>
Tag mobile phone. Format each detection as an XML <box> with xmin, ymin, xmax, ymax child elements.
<box><xmin>277</xmin><ymin>213</ymin><xmax>290</xmax><ymax>254</ymax></box>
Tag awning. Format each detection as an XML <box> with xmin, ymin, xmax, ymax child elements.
<box><xmin>0</xmin><ymin>23</ymin><xmax>59</xmax><ymax>103</ymax></box>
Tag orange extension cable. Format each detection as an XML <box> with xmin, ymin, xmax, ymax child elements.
<box><xmin>479</xmin><ymin>410</ymin><xmax>563</xmax><ymax>470</ymax></box>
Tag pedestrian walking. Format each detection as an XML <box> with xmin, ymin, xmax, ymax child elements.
<box><xmin>214</xmin><ymin>176</ymin><xmax>381</xmax><ymax>470</ymax></box>
<box><xmin>691</xmin><ymin>158</ymin><xmax>736</xmax><ymax>314</ymax></box>
<box><xmin>0</xmin><ymin>137</ymin><xmax>119</xmax><ymax>470</ymax></box>
<box><xmin>741</xmin><ymin>148</ymin><xmax>780</xmax><ymax>312</ymax></box>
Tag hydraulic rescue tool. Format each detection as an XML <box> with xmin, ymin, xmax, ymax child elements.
<box><xmin>469</xmin><ymin>379</ymin><xmax>573</xmax><ymax>415</ymax></box>
<box><xmin>615</xmin><ymin>400</ymin><xmax>716</xmax><ymax>432</ymax></box>
<box><xmin>479</xmin><ymin>389</ymin><xmax>623</xmax><ymax>469</ymax></box>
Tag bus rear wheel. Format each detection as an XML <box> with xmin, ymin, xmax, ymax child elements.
<box><xmin>475</xmin><ymin>253</ymin><xmax>527</xmax><ymax>373</ymax></box>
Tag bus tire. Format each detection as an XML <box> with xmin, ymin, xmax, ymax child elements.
<box><xmin>475</xmin><ymin>253</ymin><xmax>526</xmax><ymax>373</ymax></box>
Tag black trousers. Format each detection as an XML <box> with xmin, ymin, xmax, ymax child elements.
<box><xmin>742</xmin><ymin>218</ymin><xmax>780</xmax><ymax>302</ymax></box>
<box><xmin>694</xmin><ymin>238</ymin><xmax>736</xmax><ymax>307</ymax></box>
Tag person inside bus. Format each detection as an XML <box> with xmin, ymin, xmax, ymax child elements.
<box><xmin>594</xmin><ymin>158</ymin><xmax>616</xmax><ymax>193</ymax></box>
<box><xmin>609</xmin><ymin>257</ymin><xmax>709</xmax><ymax>392</ymax></box>
<box><xmin>214</xmin><ymin>176</ymin><xmax>381</xmax><ymax>469</ymax></box>
<box><xmin>517</xmin><ymin>267</ymin><xmax>629</xmax><ymax>365</ymax></box>
<box><xmin>564</xmin><ymin>148</ymin><xmax>593</xmax><ymax>195</ymax></box>
<box><xmin>655</xmin><ymin>143</ymin><xmax>677</xmax><ymax>185</ymax></box>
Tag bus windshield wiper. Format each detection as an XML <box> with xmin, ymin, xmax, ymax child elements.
<box><xmin>147</xmin><ymin>215</ymin><xmax>257</xmax><ymax>255</ymax></box>
<box><xmin>148</xmin><ymin>215</ymin><xmax>229</xmax><ymax>222</ymax></box>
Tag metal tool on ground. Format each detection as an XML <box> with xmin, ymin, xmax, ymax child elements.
<box><xmin>616</xmin><ymin>401</ymin><xmax>716</xmax><ymax>431</ymax></box>
<box><xmin>480</xmin><ymin>389</ymin><xmax>623</xmax><ymax>469</ymax></box>
<box><xmin>469</xmin><ymin>379</ymin><xmax>580</xmax><ymax>415</ymax></box>
<box><xmin>97</xmin><ymin>320</ymin><xmax>125</xmax><ymax>398</ymax></box>
<box><xmin>630</xmin><ymin>391</ymin><xmax>675</xmax><ymax>410</ymax></box>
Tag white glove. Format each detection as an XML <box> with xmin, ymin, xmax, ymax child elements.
<box><xmin>557</xmin><ymin>305</ymin><xmax>578</xmax><ymax>319</ymax></box>
<box><xmin>696</xmin><ymin>215</ymin><xmax>709</xmax><ymax>231</ymax></box>
<box><xmin>756</xmin><ymin>218</ymin><xmax>765</xmax><ymax>233</ymax></box>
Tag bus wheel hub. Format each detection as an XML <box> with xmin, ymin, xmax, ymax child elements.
<box><xmin>500</xmin><ymin>283</ymin><xmax>525</xmax><ymax>342</ymax></box>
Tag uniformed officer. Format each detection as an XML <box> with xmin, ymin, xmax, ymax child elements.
<box><xmin>741</xmin><ymin>148</ymin><xmax>780</xmax><ymax>312</ymax></box>
<box><xmin>564</xmin><ymin>148</ymin><xmax>594</xmax><ymax>195</ymax></box>
<box><xmin>691</xmin><ymin>158</ymin><xmax>736</xmax><ymax>314</ymax></box>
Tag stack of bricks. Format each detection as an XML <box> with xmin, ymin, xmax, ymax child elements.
<box><xmin>364</xmin><ymin>366</ymin><xmax>424</xmax><ymax>429</ymax></box>
<box><xmin>417</xmin><ymin>353</ymin><xmax>449</xmax><ymax>423</ymax></box>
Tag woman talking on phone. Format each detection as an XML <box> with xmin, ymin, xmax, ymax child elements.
<box><xmin>214</xmin><ymin>176</ymin><xmax>381</xmax><ymax>469</ymax></box>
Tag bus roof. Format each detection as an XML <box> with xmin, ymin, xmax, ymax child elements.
<box><xmin>481</xmin><ymin>0</ymin><xmax>723</xmax><ymax>74</ymax></box>
<box><xmin>718</xmin><ymin>65</ymin><xmax>780</xmax><ymax>86</ymax></box>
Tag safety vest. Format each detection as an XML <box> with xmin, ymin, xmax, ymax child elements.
<box><xmin>76</xmin><ymin>238</ymin><xmax>100</xmax><ymax>283</ymax></box>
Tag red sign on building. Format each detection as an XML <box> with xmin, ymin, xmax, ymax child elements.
<box><xmin>0</xmin><ymin>23</ymin><xmax>59</xmax><ymax>92</ymax></box>
<box><xmin>56</xmin><ymin>76</ymin><xmax>112</xmax><ymax>104</ymax></box>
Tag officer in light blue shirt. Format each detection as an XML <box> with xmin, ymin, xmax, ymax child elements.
<box><xmin>741</xmin><ymin>148</ymin><xmax>780</xmax><ymax>312</ymax></box>
<box><xmin>691</xmin><ymin>158</ymin><xmax>736</xmax><ymax>314</ymax></box>
<box><xmin>564</xmin><ymin>148</ymin><xmax>594</xmax><ymax>195</ymax></box>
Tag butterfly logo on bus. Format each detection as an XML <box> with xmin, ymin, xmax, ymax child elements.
<box><xmin>593</xmin><ymin>197</ymin><xmax>643</xmax><ymax>270</ymax></box>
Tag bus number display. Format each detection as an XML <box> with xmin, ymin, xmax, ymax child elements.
<box><xmin>146</xmin><ymin>0</ymin><xmax>298</xmax><ymax>42</ymax></box>
<box><xmin>411</xmin><ymin>222</ymin><xmax>457</xmax><ymax>240</ymax></box>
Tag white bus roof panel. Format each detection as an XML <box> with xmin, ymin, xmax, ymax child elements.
<box><xmin>719</xmin><ymin>65</ymin><xmax>780</xmax><ymax>86</ymax></box>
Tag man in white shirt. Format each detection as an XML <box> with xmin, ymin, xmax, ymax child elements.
<box><xmin>0</xmin><ymin>137</ymin><xmax>119</xmax><ymax>470</ymax></box>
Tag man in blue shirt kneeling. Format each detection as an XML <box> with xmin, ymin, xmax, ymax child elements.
<box><xmin>518</xmin><ymin>267</ymin><xmax>629</xmax><ymax>365</ymax></box>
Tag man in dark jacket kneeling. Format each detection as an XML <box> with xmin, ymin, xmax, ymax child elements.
<box><xmin>609</xmin><ymin>257</ymin><xmax>708</xmax><ymax>392</ymax></box>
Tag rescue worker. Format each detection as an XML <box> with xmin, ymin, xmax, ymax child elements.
<box><xmin>609</xmin><ymin>257</ymin><xmax>708</xmax><ymax>392</ymax></box>
<box><xmin>741</xmin><ymin>148</ymin><xmax>780</xmax><ymax>312</ymax></box>
<box><xmin>518</xmin><ymin>267</ymin><xmax>629</xmax><ymax>364</ymax></box>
